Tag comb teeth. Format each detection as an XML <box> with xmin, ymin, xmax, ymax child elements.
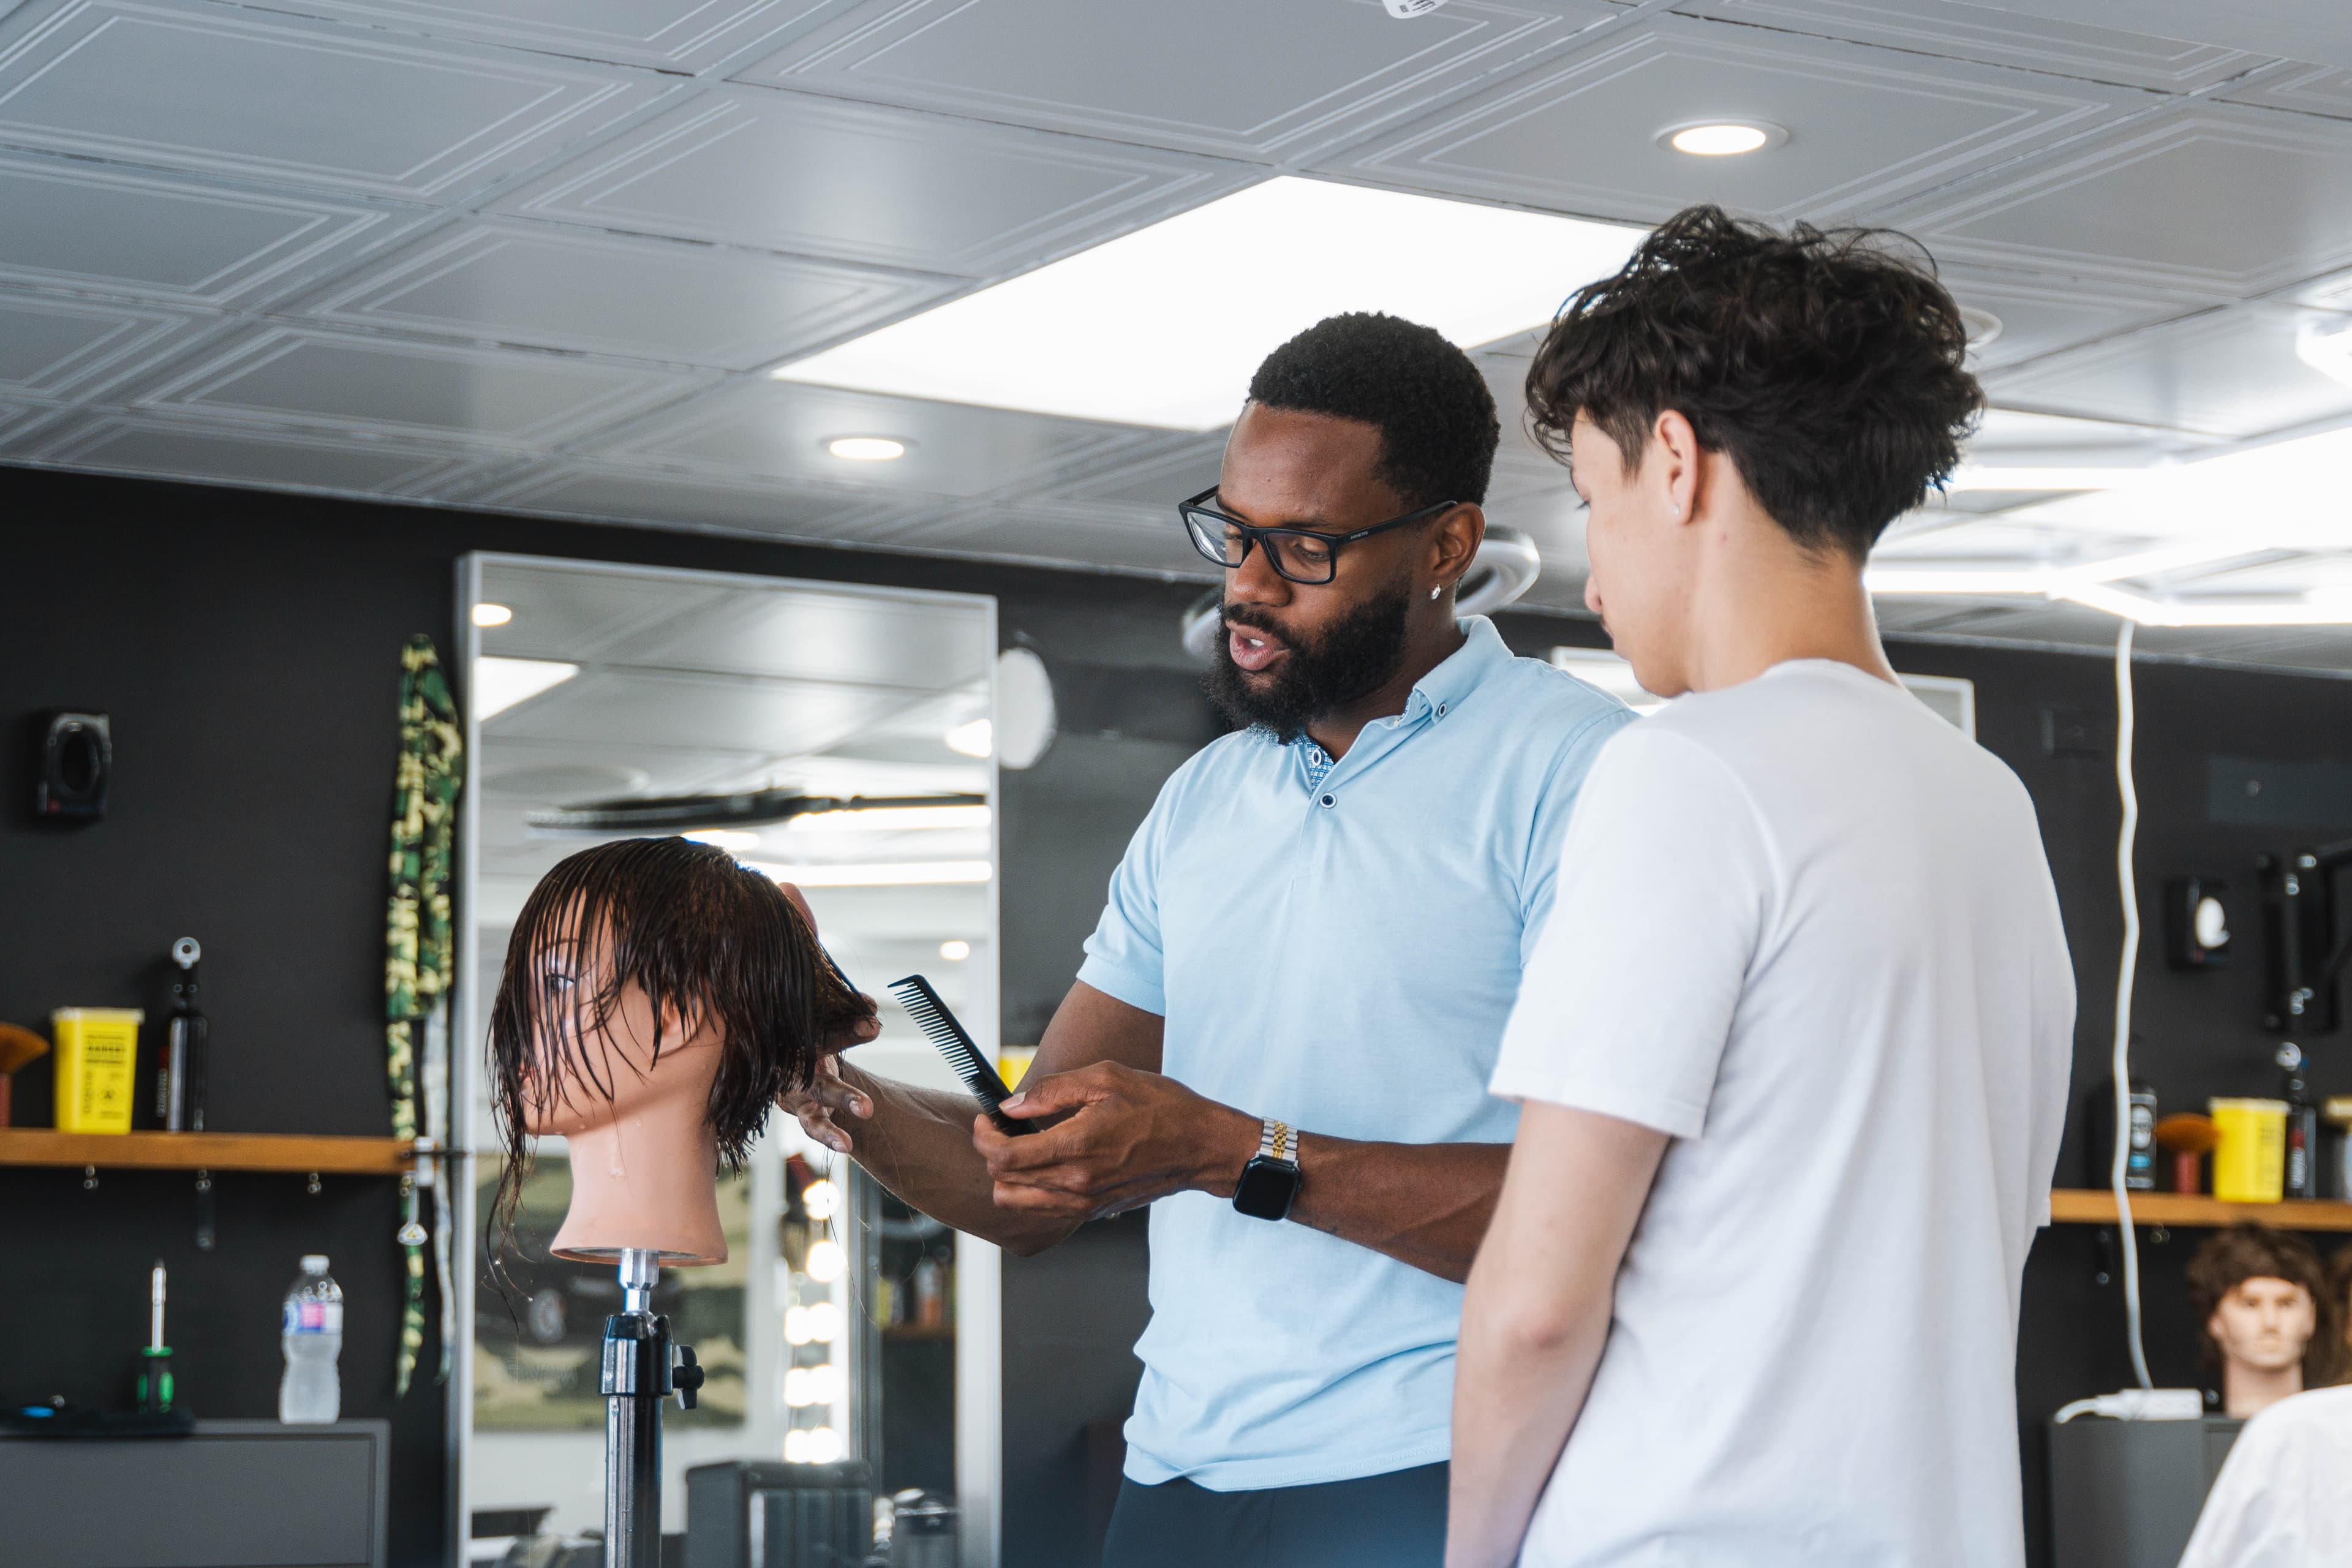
<box><xmin>888</xmin><ymin>974</ymin><xmax>1030</xmax><ymax>1134</ymax></box>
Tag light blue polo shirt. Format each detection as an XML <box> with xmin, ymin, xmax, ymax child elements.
<box><xmin>1077</xmin><ymin>616</ymin><xmax>1634</xmax><ymax>1491</ymax></box>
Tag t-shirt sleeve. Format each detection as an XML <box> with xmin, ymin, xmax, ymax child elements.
<box><xmin>1074</xmin><ymin>772</ymin><xmax>1180</xmax><ymax>1017</ymax></box>
<box><xmin>1490</xmin><ymin>723</ymin><xmax>1774</xmax><ymax>1139</ymax></box>
<box><xmin>1519</xmin><ymin>706</ymin><xmax>1642</xmax><ymax>964</ymax></box>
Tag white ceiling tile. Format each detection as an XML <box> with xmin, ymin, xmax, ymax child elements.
<box><xmin>128</xmin><ymin>323</ymin><xmax>703</xmax><ymax>445</ymax></box>
<box><xmin>730</xmin><ymin>0</ymin><xmax>1599</xmax><ymax>164</ymax></box>
<box><xmin>9</xmin><ymin>407</ymin><xmax>494</xmax><ymax>492</ymax></box>
<box><xmin>289</xmin><ymin>218</ymin><xmax>952</xmax><ymax>370</ymax></box>
<box><xmin>1956</xmin><ymin>2</ymin><xmax>2352</xmax><ymax>75</ymax></box>
<box><xmin>870</xmin><ymin>500</ymin><xmax>1216</xmax><ymax>578</ymax></box>
<box><xmin>1887</xmin><ymin>105</ymin><xmax>2352</xmax><ymax>298</ymax></box>
<box><xmin>2218</xmin><ymin>61</ymin><xmax>2352</xmax><ymax>116</ymax></box>
<box><xmin>227</xmin><ymin>0</ymin><xmax>853</xmax><ymax>74</ymax></box>
<box><xmin>1669</xmin><ymin>0</ymin><xmax>2271</xmax><ymax>92</ymax></box>
<box><xmin>0</xmin><ymin>0</ymin><xmax>665</xmax><ymax>200</ymax></box>
<box><xmin>473</xmin><ymin>458</ymin><xmax>902</xmax><ymax>541</ymax></box>
<box><xmin>627</xmin><ymin>586</ymin><xmax>995</xmax><ymax>692</ymax></box>
<box><xmin>501</xmin><ymin>86</ymin><xmax>1251</xmax><ymax>277</ymax></box>
<box><xmin>1055</xmin><ymin>434</ymin><xmax>1227</xmax><ymax>509</ymax></box>
<box><xmin>1934</xmin><ymin>262</ymin><xmax>2196</xmax><ymax>371</ymax></box>
<box><xmin>0</xmin><ymin>289</ymin><xmax>214</xmax><ymax>397</ymax></box>
<box><xmin>596</xmin><ymin>379</ymin><xmax>1160</xmax><ymax>496</ymax></box>
<box><xmin>0</xmin><ymin>152</ymin><xmax>432</xmax><ymax>306</ymax></box>
<box><xmin>1982</xmin><ymin>303</ymin><xmax>2352</xmax><ymax>439</ymax></box>
<box><xmin>1322</xmin><ymin>17</ymin><xmax>2139</xmax><ymax>226</ymax></box>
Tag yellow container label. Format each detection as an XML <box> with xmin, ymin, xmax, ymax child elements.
<box><xmin>51</xmin><ymin>1008</ymin><xmax>143</xmax><ymax>1134</ymax></box>
<box><xmin>2210</xmin><ymin>1097</ymin><xmax>2288</xmax><ymax>1204</ymax></box>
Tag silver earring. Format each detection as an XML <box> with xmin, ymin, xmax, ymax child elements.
<box><xmin>1430</xmin><ymin>584</ymin><xmax>1442</xmax><ymax>601</ymax></box>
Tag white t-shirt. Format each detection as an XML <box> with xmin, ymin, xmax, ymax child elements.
<box><xmin>2180</xmin><ymin>1385</ymin><xmax>2352</xmax><ymax>1568</ymax></box>
<box><xmin>1491</xmin><ymin>659</ymin><xmax>2076</xmax><ymax>1568</ymax></box>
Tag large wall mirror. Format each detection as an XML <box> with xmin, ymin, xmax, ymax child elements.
<box><xmin>454</xmin><ymin>554</ymin><xmax>1004</xmax><ymax>1566</ymax></box>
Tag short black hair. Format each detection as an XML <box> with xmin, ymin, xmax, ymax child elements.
<box><xmin>1525</xmin><ymin>205</ymin><xmax>1983</xmax><ymax>557</ymax></box>
<box><xmin>1248</xmin><ymin>312</ymin><xmax>1499</xmax><ymax>510</ymax></box>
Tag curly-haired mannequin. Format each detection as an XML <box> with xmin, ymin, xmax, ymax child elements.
<box><xmin>2187</xmin><ymin>1223</ymin><xmax>2339</xmax><ymax>1418</ymax></box>
<box><xmin>489</xmin><ymin>837</ymin><xmax>871</xmax><ymax>1265</ymax></box>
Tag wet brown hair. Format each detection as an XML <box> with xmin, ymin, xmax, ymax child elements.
<box><xmin>487</xmin><ymin>836</ymin><xmax>866</xmax><ymax>1264</ymax></box>
<box><xmin>2186</xmin><ymin>1222</ymin><xmax>2341</xmax><ymax>1387</ymax></box>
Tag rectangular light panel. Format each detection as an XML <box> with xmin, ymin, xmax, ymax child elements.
<box><xmin>773</xmin><ymin>176</ymin><xmax>1646</xmax><ymax>431</ymax></box>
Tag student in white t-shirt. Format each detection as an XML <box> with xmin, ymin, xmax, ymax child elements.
<box><xmin>1446</xmin><ymin>206</ymin><xmax>2076</xmax><ymax>1568</ymax></box>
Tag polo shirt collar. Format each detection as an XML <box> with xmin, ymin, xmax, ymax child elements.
<box><xmin>1403</xmin><ymin>615</ymin><xmax>1511</xmax><ymax>725</ymax></box>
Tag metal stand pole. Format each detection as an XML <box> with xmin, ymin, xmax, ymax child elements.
<box><xmin>602</xmin><ymin>1248</ymin><xmax>704</xmax><ymax>1568</ymax></box>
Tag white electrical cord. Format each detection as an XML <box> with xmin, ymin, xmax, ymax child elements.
<box><xmin>2111</xmin><ymin>620</ymin><xmax>2154</xmax><ymax>1390</ymax></box>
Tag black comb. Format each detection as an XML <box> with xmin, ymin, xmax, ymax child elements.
<box><xmin>886</xmin><ymin>974</ymin><xmax>1037</xmax><ymax>1136</ymax></box>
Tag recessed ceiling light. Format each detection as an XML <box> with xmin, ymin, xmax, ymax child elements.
<box><xmin>1661</xmin><ymin>122</ymin><xmax>1785</xmax><ymax>157</ymax></box>
<box><xmin>825</xmin><ymin>435</ymin><xmax>907</xmax><ymax>461</ymax></box>
<box><xmin>940</xmin><ymin>940</ymin><xmax>972</xmax><ymax>961</ymax></box>
<box><xmin>774</xmin><ymin>176</ymin><xmax>1644</xmax><ymax>430</ymax></box>
<box><xmin>472</xmin><ymin>602</ymin><xmax>513</xmax><ymax>627</ymax></box>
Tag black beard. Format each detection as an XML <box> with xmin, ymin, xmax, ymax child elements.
<box><xmin>1204</xmin><ymin>584</ymin><xmax>1414</xmax><ymax>744</ymax></box>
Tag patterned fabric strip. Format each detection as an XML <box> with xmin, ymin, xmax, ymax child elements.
<box><xmin>388</xmin><ymin>635</ymin><xmax>461</xmax><ymax>1396</ymax></box>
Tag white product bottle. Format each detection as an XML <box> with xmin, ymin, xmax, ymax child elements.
<box><xmin>279</xmin><ymin>1254</ymin><xmax>344</xmax><ymax>1424</ymax></box>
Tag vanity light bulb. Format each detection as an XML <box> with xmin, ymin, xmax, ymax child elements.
<box><xmin>940</xmin><ymin>940</ymin><xmax>971</xmax><ymax>962</ymax></box>
<box><xmin>802</xmin><ymin>1178</ymin><xmax>841</xmax><ymax>1221</ymax></box>
<box><xmin>807</xmin><ymin>1238</ymin><xmax>846</xmax><ymax>1283</ymax></box>
<box><xmin>808</xmin><ymin>1302</ymin><xmax>843</xmax><ymax>1343</ymax></box>
<box><xmin>785</xmin><ymin>1367</ymin><xmax>814</xmax><ymax>1407</ymax></box>
<box><xmin>785</xmin><ymin>1305</ymin><xmax>813</xmax><ymax>1346</ymax></box>
<box><xmin>783</xmin><ymin>1429</ymin><xmax>811</xmax><ymax>1463</ymax></box>
<box><xmin>808</xmin><ymin>1364</ymin><xmax>845</xmax><ymax>1406</ymax></box>
<box><xmin>807</xmin><ymin>1427</ymin><xmax>844</xmax><ymax>1464</ymax></box>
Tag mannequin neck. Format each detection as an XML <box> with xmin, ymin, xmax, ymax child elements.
<box><xmin>549</xmin><ymin>1068</ymin><xmax>728</xmax><ymax>1266</ymax></box>
<box><xmin>2221</xmin><ymin>1356</ymin><xmax>2303</xmax><ymax>1420</ymax></box>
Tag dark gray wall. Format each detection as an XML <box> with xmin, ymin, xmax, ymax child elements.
<box><xmin>10</xmin><ymin>465</ymin><xmax>2352</xmax><ymax>1568</ymax></box>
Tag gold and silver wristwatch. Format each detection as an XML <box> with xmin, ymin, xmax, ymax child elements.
<box><xmin>1232</xmin><ymin>1116</ymin><xmax>1302</xmax><ymax>1221</ymax></box>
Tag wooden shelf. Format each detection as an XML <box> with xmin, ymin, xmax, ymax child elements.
<box><xmin>2050</xmin><ymin>1189</ymin><xmax>2352</xmax><ymax>1232</ymax></box>
<box><xmin>0</xmin><ymin>1129</ymin><xmax>417</xmax><ymax>1175</ymax></box>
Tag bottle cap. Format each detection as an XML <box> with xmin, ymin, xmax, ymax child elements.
<box><xmin>301</xmin><ymin>1254</ymin><xmax>329</xmax><ymax>1272</ymax></box>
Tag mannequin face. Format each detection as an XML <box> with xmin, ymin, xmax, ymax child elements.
<box><xmin>2207</xmin><ymin>1276</ymin><xmax>2317</xmax><ymax>1373</ymax></box>
<box><xmin>518</xmin><ymin>924</ymin><xmax>720</xmax><ymax>1140</ymax></box>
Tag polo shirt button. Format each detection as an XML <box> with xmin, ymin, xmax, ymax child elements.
<box><xmin>1319</xmin><ymin>794</ymin><xmax>1335</xmax><ymax>809</ymax></box>
<box><xmin>1436</xmin><ymin>703</ymin><xmax>1448</xmax><ymax>717</ymax></box>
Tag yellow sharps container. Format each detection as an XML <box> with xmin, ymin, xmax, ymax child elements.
<box><xmin>2209</xmin><ymin>1097</ymin><xmax>2288</xmax><ymax>1203</ymax></box>
<box><xmin>51</xmin><ymin>1008</ymin><xmax>143</xmax><ymax>1133</ymax></box>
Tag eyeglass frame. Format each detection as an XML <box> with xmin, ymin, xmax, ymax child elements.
<box><xmin>1177</xmin><ymin>486</ymin><xmax>1459</xmax><ymax>586</ymax></box>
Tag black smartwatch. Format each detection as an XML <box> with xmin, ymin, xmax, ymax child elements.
<box><xmin>1232</xmin><ymin>1117</ymin><xmax>1302</xmax><ymax>1221</ymax></box>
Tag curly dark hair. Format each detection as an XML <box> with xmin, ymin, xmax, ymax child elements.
<box><xmin>2186</xmin><ymin>1222</ymin><xmax>2341</xmax><ymax>1387</ymax></box>
<box><xmin>1248</xmin><ymin>311</ymin><xmax>1499</xmax><ymax>510</ymax></box>
<box><xmin>486</xmin><ymin>837</ymin><xmax>867</xmax><ymax>1272</ymax></box>
<box><xmin>1524</xmin><ymin>204</ymin><xmax>1983</xmax><ymax>557</ymax></box>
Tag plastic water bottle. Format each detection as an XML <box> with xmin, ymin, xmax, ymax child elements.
<box><xmin>279</xmin><ymin>1254</ymin><xmax>343</xmax><ymax>1424</ymax></box>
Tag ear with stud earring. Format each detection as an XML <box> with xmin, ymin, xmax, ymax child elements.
<box><xmin>1430</xmin><ymin>584</ymin><xmax>1442</xmax><ymax>601</ymax></box>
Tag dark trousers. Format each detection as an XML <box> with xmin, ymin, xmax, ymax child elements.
<box><xmin>1100</xmin><ymin>1461</ymin><xmax>1448</xmax><ymax>1568</ymax></box>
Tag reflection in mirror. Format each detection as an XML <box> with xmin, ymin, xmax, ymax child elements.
<box><xmin>459</xmin><ymin>556</ymin><xmax>1000</xmax><ymax>1564</ymax></box>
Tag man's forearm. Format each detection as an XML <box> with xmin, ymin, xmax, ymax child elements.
<box><xmin>1446</xmin><ymin>1254</ymin><xmax>1610</xmax><ymax>1567</ymax></box>
<box><xmin>833</xmin><ymin>1062</ymin><xmax>1077</xmax><ymax>1254</ymax></box>
<box><xmin>1289</xmin><ymin>1136</ymin><xmax>1510</xmax><ymax>1283</ymax></box>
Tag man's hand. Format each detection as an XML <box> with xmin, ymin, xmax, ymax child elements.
<box><xmin>778</xmin><ymin>1006</ymin><xmax>881</xmax><ymax>1153</ymax></box>
<box><xmin>772</xmin><ymin>880</ymin><xmax>881</xmax><ymax>1154</ymax></box>
<box><xmin>974</xmin><ymin>1062</ymin><xmax>1257</xmax><ymax>1221</ymax></box>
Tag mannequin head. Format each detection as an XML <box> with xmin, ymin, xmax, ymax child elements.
<box><xmin>2188</xmin><ymin>1223</ymin><xmax>2335</xmax><ymax>1417</ymax></box>
<box><xmin>489</xmin><ymin>837</ymin><xmax>865</xmax><ymax>1266</ymax></box>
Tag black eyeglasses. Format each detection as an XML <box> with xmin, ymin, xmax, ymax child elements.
<box><xmin>1178</xmin><ymin>486</ymin><xmax>1457</xmax><ymax>586</ymax></box>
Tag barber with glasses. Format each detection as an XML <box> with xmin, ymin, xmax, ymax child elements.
<box><xmin>781</xmin><ymin>312</ymin><xmax>1632</xmax><ymax>1568</ymax></box>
